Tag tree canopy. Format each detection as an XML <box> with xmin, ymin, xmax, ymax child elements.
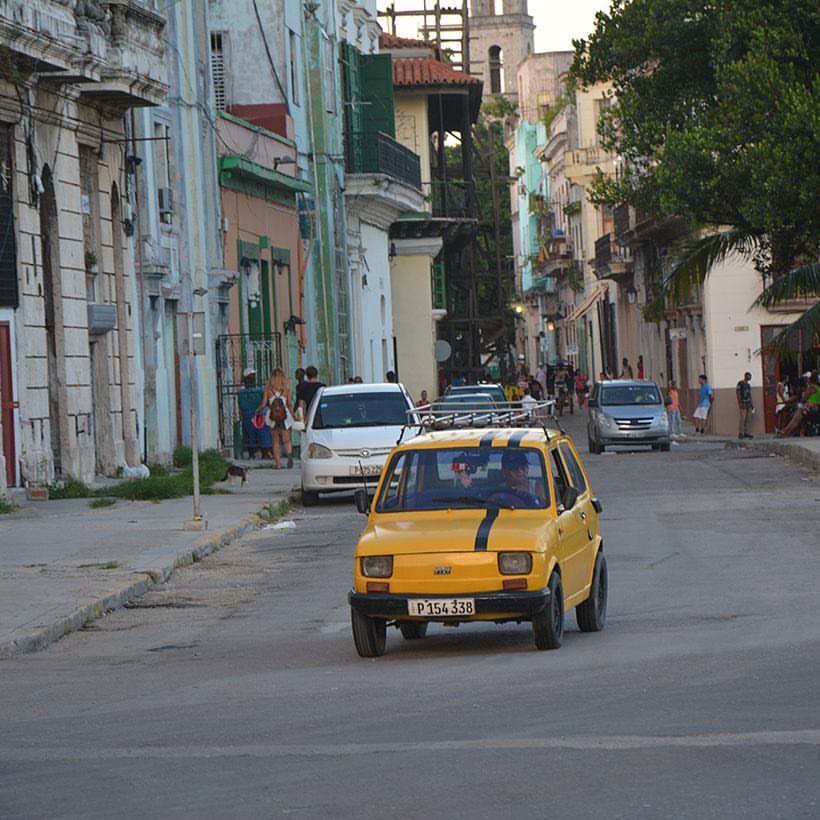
<box><xmin>571</xmin><ymin>0</ymin><xmax>819</xmax><ymax>348</ymax></box>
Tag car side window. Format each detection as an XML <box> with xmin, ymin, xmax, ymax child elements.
<box><xmin>549</xmin><ymin>448</ymin><xmax>569</xmax><ymax>508</ymax></box>
<box><xmin>558</xmin><ymin>442</ymin><xmax>588</xmax><ymax>494</ymax></box>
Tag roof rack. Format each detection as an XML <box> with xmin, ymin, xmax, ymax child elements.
<box><xmin>407</xmin><ymin>399</ymin><xmax>557</xmax><ymax>431</ymax></box>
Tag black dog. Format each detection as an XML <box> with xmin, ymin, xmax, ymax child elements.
<box><xmin>222</xmin><ymin>464</ymin><xmax>247</xmax><ymax>485</ymax></box>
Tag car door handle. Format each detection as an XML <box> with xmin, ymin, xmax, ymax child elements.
<box><xmin>578</xmin><ymin>510</ymin><xmax>586</xmax><ymax>521</ymax></box>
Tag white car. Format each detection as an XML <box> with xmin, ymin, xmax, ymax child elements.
<box><xmin>294</xmin><ymin>382</ymin><xmax>418</xmax><ymax>505</ymax></box>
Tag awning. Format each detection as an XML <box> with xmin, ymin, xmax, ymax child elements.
<box><xmin>566</xmin><ymin>283</ymin><xmax>609</xmax><ymax>322</ymax></box>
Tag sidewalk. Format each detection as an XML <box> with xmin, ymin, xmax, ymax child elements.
<box><xmin>0</xmin><ymin>463</ymin><xmax>300</xmax><ymax>660</ymax></box>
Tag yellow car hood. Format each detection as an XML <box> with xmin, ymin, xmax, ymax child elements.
<box><xmin>358</xmin><ymin>510</ymin><xmax>547</xmax><ymax>556</ymax></box>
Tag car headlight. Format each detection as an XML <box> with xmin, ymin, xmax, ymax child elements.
<box><xmin>361</xmin><ymin>555</ymin><xmax>393</xmax><ymax>578</ymax></box>
<box><xmin>657</xmin><ymin>414</ymin><xmax>670</xmax><ymax>429</ymax></box>
<box><xmin>498</xmin><ymin>552</ymin><xmax>532</xmax><ymax>575</ymax></box>
<box><xmin>598</xmin><ymin>414</ymin><xmax>615</xmax><ymax>429</ymax></box>
<box><xmin>306</xmin><ymin>443</ymin><xmax>333</xmax><ymax>459</ymax></box>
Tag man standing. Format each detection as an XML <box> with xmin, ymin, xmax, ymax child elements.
<box><xmin>693</xmin><ymin>374</ymin><xmax>714</xmax><ymax>434</ymax></box>
<box><xmin>296</xmin><ymin>365</ymin><xmax>325</xmax><ymax>418</ymax></box>
<box><xmin>736</xmin><ymin>371</ymin><xmax>754</xmax><ymax>439</ymax></box>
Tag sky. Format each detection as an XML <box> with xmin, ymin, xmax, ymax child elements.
<box><xmin>376</xmin><ymin>1</ymin><xmax>609</xmax><ymax>55</ymax></box>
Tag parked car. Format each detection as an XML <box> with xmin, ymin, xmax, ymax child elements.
<box><xmin>294</xmin><ymin>383</ymin><xmax>417</xmax><ymax>505</ymax></box>
<box><xmin>444</xmin><ymin>382</ymin><xmax>508</xmax><ymax>406</ymax></box>
<box><xmin>348</xmin><ymin>421</ymin><xmax>607</xmax><ymax>656</ymax></box>
<box><xmin>586</xmin><ymin>379</ymin><xmax>671</xmax><ymax>454</ymax></box>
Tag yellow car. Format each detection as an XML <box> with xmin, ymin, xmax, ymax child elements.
<box><xmin>348</xmin><ymin>425</ymin><xmax>607</xmax><ymax>656</ymax></box>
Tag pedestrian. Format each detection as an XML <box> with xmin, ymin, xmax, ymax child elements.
<box><xmin>637</xmin><ymin>355</ymin><xmax>645</xmax><ymax>380</ymax></box>
<box><xmin>599</xmin><ymin>370</ymin><xmax>607</xmax><ymax>382</ymax></box>
<box><xmin>775</xmin><ymin>378</ymin><xmax>789</xmax><ymax>432</ymax></box>
<box><xmin>296</xmin><ymin>364</ymin><xmax>325</xmax><ymax>418</ymax></box>
<box><xmin>546</xmin><ymin>365</ymin><xmax>556</xmax><ymax>398</ymax></box>
<box><xmin>564</xmin><ymin>366</ymin><xmax>575</xmax><ymax>414</ymax></box>
<box><xmin>574</xmin><ymin>369</ymin><xmax>588</xmax><ymax>408</ymax></box>
<box><xmin>736</xmin><ymin>371</ymin><xmax>754</xmax><ymax>439</ymax></box>
<box><xmin>385</xmin><ymin>370</ymin><xmax>397</xmax><ymax>383</ymax></box>
<box><xmin>520</xmin><ymin>387</ymin><xmax>538</xmax><ymax>418</ymax></box>
<box><xmin>528</xmin><ymin>374</ymin><xmax>543</xmax><ymax>401</ymax></box>
<box><xmin>236</xmin><ymin>368</ymin><xmax>271</xmax><ymax>459</ymax></box>
<box><xmin>416</xmin><ymin>389</ymin><xmax>431</xmax><ymax>411</ymax></box>
<box><xmin>535</xmin><ymin>362</ymin><xmax>546</xmax><ymax>391</ymax></box>
<box><xmin>667</xmin><ymin>379</ymin><xmax>682</xmax><ymax>438</ymax></box>
<box><xmin>620</xmin><ymin>357</ymin><xmax>634</xmax><ymax>379</ymax></box>
<box><xmin>693</xmin><ymin>374</ymin><xmax>714</xmax><ymax>433</ymax></box>
<box><xmin>258</xmin><ymin>367</ymin><xmax>294</xmax><ymax>468</ymax></box>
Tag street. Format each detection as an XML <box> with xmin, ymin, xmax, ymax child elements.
<box><xmin>1</xmin><ymin>428</ymin><xmax>819</xmax><ymax>819</ymax></box>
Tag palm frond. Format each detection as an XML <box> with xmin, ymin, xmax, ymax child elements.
<box><xmin>760</xmin><ymin>300</ymin><xmax>820</xmax><ymax>361</ymax></box>
<box><xmin>663</xmin><ymin>228</ymin><xmax>759</xmax><ymax>303</ymax></box>
<box><xmin>754</xmin><ymin>262</ymin><xmax>820</xmax><ymax>308</ymax></box>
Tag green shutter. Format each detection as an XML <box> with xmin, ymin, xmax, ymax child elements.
<box><xmin>359</xmin><ymin>53</ymin><xmax>395</xmax><ymax>138</ymax></box>
<box><xmin>343</xmin><ymin>42</ymin><xmax>363</xmax><ymax>137</ymax></box>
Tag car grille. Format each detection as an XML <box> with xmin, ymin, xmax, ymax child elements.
<box><xmin>614</xmin><ymin>417</ymin><xmax>654</xmax><ymax>431</ymax></box>
<box><xmin>335</xmin><ymin>448</ymin><xmax>393</xmax><ymax>458</ymax></box>
<box><xmin>332</xmin><ymin>475</ymin><xmax>381</xmax><ymax>485</ymax></box>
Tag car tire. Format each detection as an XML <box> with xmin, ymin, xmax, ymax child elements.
<box><xmin>399</xmin><ymin>621</ymin><xmax>428</xmax><ymax>640</ymax></box>
<box><xmin>597</xmin><ymin>442</ymin><xmax>605</xmax><ymax>454</ymax></box>
<box><xmin>351</xmin><ymin>607</ymin><xmax>387</xmax><ymax>657</ymax></box>
<box><xmin>301</xmin><ymin>485</ymin><xmax>319</xmax><ymax>506</ymax></box>
<box><xmin>532</xmin><ymin>572</ymin><xmax>563</xmax><ymax>650</ymax></box>
<box><xmin>659</xmin><ymin>442</ymin><xmax>671</xmax><ymax>452</ymax></box>
<box><xmin>576</xmin><ymin>551</ymin><xmax>608</xmax><ymax>633</ymax></box>
<box><xmin>588</xmin><ymin>436</ymin><xmax>599</xmax><ymax>455</ymax></box>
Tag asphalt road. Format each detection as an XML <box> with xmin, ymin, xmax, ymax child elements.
<box><xmin>1</xmin><ymin>434</ymin><xmax>819</xmax><ymax>819</ymax></box>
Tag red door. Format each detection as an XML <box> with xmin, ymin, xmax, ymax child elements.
<box><xmin>0</xmin><ymin>321</ymin><xmax>16</xmax><ymax>485</ymax></box>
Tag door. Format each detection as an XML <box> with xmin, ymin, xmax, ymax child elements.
<box><xmin>549</xmin><ymin>447</ymin><xmax>589</xmax><ymax>603</ymax></box>
<box><xmin>0</xmin><ymin>321</ymin><xmax>16</xmax><ymax>485</ymax></box>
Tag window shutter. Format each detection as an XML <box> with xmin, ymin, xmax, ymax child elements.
<box><xmin>0</xmin><ymin>124</ymin><xmax>18</xmax><ymax>309</ymax></box>
<box><xmin>210</xmin><ymin>32</ymin><xmax>226</xmax><ymax>112</ymax></box>
<box><xmin>359</xmin><ymin>53</ymin><xmax>395</xmax><ymax>138</ymax></box>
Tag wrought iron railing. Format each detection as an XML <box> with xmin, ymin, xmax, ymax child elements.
<box><xmin>428</xmin><ymin>179</ymin><xmax>476</xmax><ymax>218</ymax></box>
<box><xmin>345</xmin><ymin>131</ymin><xmax>422</xmax><ymax>190</ymax></box>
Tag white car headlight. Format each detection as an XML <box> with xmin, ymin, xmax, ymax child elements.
<box><xmin>498</xmin><ymin>552</ymin><xmax>532</xmax><ymax>575</ymax></box>
<box><xmin>361</xmin><ymin>555</ymin><xmax>393</xmax><ymax>578</ymax></box>
<box><xmin>598</xmin><ymin>414</ymin><xmax>615</xmax><ymax>429</ymax></box>
<box><xmin>306</xmin><ymin>443</ymin><xmax>333</xmax><ymax>459</ymax></box>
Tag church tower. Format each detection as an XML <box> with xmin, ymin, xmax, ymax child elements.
<box><xmin>468</xmin><ymin>0</ymin><xmax>535</xmax><ymax>106</ymax></box>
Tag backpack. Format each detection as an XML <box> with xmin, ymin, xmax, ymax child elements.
<box><xmin>269</xmin><ymin>394</ymin><xmax>287</xmax><ymax>422</ymax></box>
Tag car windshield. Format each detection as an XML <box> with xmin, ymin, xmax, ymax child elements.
<box><xmin>376</xmin><ymin>447</ymin><xmax>549</xmax><ymax>512</ymax></box>
<box><xmin>600</xmin><ymin>385</ymin><xmax>662</xmax><ymax>406</ymax></box>
<box><xmin>312</xmin><ymin>392</ymin><xmax>409</xmax><ymax>429</ymax></box>
<box><xmin>447</xmin><ymin>385</ymin><xmax>506</xmax><ymax>404</ymax></box>
<box><xmin>435</xmin><ymin>394</ymin><xmax>496</xmax><ymax>408</ymax></box>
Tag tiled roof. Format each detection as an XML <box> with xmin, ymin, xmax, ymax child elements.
<box><xmin>379</xmin><ymin>32</ymin><xmax>428</xmax><ymax>49</ymax></box>
<box><xmin>393</xmin><ymin>57</ymin><xmax>482</xmax><ymax>88</ymax></box>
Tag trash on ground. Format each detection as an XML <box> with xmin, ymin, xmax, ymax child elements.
<box><xmin>265</xmin><ymin>520</ymin><xmax>296</xmax><ymax>530</ymax></box>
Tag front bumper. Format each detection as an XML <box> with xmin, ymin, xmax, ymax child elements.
<box><xmin>598</xmin><ymin>429</ymin><xmax>670</xmax><ymax>445</ymax></box>
<box><xmin>302</xmin><ymin>457</ymin><xmax>386</xmax><ymax>493</ymax></box>
<box><xmin>348</xmin><ymin>588</ymin><xmax>550</xmax><ymax>619</ymax></box>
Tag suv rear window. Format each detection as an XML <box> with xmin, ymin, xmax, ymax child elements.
<box><xmin>600</xmin><ymin>385</ymin><xmax>662</xmax><ymax>405</ymax></box>
<box><xmin>312</xmin><ymin>392</ymin><xmax>409</xmax><ymax>429</ymax></box>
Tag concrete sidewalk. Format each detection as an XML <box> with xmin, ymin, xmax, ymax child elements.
<box><xmin>0</xmin><ymin>464</ymin><xmax>300</xmax><ymax>659</ymax></box>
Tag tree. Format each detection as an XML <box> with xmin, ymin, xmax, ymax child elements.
<box><xmin>572</xmin><ymin>0</ymin><xmax>820</xmax><ymax>353</ymax></box>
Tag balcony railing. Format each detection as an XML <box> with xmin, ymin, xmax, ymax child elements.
<box><xmin>595</xmin><ymin>233</ymin><xmax>633</xmax><ymax>280</ymax></box>
<box><xmin>345</xmin><ymin>131</ymin><xmax>422</xmax><ymax>191</ymax></box>
<box><xmin>428</xmin><ymin>180</ymin><xmax>476</xmax><ymax>218</ymax></box>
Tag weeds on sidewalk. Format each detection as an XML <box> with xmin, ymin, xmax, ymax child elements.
<box><xmin>0</xmin><ymin>497</ymin><xmax>15</xmax><ymax>515</ymax></box>
<box><xmin>258</xmin><ymin>500</ymin><xmax>293</xmax><ymax>524</ymax></box>
<box><xmin>89</xmin><ymin>498</ymin><xmax>116</xmax><ymax>509</ymax></box>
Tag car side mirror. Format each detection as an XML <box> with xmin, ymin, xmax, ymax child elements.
<box><xmin>562</xmin><ymin>486</ymin><xmax>579</xmax><ymax>510</ymax></box>
<box><xmin>587</xmin><ymin>398</ymin><xmax>598</xmax><ymax>408</ymax></box>
<box><xmin>291</xmin><ymin>420</ymin><xmax>305</xmax><ymax>433</ymax></box>
<box><xmin>353</xmin><ymin>488</ymin><xmax>371</xmax><ymax>515</ymax></box>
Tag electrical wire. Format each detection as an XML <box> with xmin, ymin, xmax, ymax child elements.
<box><xmin>251</xmin><ymin>0</ymin><xmax>288</xmax><ymax>102</ymax></box>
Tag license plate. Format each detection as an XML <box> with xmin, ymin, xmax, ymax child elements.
<box><xmin>407</xmin><ymin>598</ymin><xmax>475</xmax><ymax>617</ymax></box>
<box><xmin>350</xmin><ymin>464</ymin><xmax>380</xmax><ymax>476</ymax></box>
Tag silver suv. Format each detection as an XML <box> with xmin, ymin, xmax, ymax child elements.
<box><xmin>587</xmin><ymin>380</ymin><xmax>671</xmax><ymax>454</ymax></box>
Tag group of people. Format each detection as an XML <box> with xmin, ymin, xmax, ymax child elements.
<box><xmin>237</xmin><ymin>365</ymin><xmax>324</xmax><ymax>468</ymax></box>
<box><xmin>776</xmin><ymin>371</ymin><xmax>820</xmax><ymax>437</ymax></box>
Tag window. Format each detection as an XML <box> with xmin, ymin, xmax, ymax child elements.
<box><xmin>323</xmin><ymin>33</ymin><xmax>336</xmax><ymax>113</ymax></box>
<box><xmin>288</xmin><ymin>29</ymin><xmax>300</xmax><ymax>106</ymax></box>
<box><xmin>210</xmin><ymin>32</ymin><xmax>226</xmax><ymax>112</ymax></box>
<box><xmin>489</xmin><ymin>46</ymin><xmax>503</xmax><ymax>94</ymax></box>
<box><xmin>549</xmin><ymin>448</ymin><xmax>569</xmax><ymax>507</ymax></box>
<box><xmin>312</xmin><ymin>391</ymin><xmax>409</xmax><ymax>430</ymax></box>
<box><xmin>153</xmin><ymin>122</ymin><xmax>173</xmax><ymax>225</ymax></box>
<box><xmin>558</xmin><ymin>442</ymin><xmax>587</xmax><ymax>494</ymax></box>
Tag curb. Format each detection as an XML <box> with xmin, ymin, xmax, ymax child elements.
<box><xmin>0</xmin><ymin>511</ymin><xmax>265</xmax><ymax>661</ymax></box>
<box><xmin>725</xmin><ymin>439</ymin><xmax>820</xmax><ymax>473</ymax></box>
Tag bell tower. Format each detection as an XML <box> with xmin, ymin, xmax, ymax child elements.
<box><xmin>469</xmin><ymin>0</ymin><xmax>535</xmax><ymax>105</ymax></box>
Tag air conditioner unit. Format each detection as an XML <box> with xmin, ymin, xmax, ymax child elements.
<box><xmin>158</xmin><ymin>187</ymin><xmax>174</xmax><ymax>218</ymax></box>
<box><xmin>87</xmin><ymin>303</ymin><xmax>117</xmax><ymax>335</ymax></box>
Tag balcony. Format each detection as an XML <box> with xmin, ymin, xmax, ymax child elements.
<box><xmin>428</xmin><ymin>179</ymin><xmax>476</xmax><ymax>219</ymax></box>
<box><xmin>346</xmin><ymin>131</ymin><xmax>422</xmax><ymax>191</ymax></box>
<box><xmin>594</xmin><ymin>233</ymin><xmax>633</xmax><ymax>281</ymax></box>
<box><xmin>0</xmin><ymin>0</ymin><xmax>167</xmax><ymax>107</ymax></box>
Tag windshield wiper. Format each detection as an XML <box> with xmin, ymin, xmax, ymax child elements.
<box><xmin>430</xmin><ymin>495</ymin><xmax>516</xmax><ymax>509</ymax></box>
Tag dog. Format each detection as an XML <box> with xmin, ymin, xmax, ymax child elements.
<box><xmin>221</xmin><ymin>464</ymin><xmax>247</xmax><ymax>486</ymax></box>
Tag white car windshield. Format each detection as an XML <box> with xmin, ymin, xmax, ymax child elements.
<box><xmin>312</xmin><ymin>392</ymin><xmax>409</xmax><ymax>429</ymax></box>
<box><xmin>376</xmin><ymin>447</ymin><xmax>549</xmax><ymax>512</ymax></box>
<box><xmin>600</xmin><ymin>385</ymin><xmax>662</xmax><ymax>406</ymax></box>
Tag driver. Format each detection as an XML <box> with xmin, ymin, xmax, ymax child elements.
<box><xmin>493</xmin><ymin>450</ymin><xmax>546</xmax><ymax>506</ymax></box>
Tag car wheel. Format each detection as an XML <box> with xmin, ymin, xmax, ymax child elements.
<box><xmin>588</xmin><ymin>436</ymin><xmax>599</xmax><ymax>455</ymax></box>
<box><xmin>351</xmin><ymin>607</ymin><xmax>386</xmax><ymax>657</ymax></box>
<box><xmin>399</xmin><ymin>621</ymin><xmax>428</xmax><ymax>640</ymax></box>
<box><xmin>597</xmin><ymin>442</ymin><xmax>605</xmax><ymax>454</ymax></box>
<box><xmin>576</xmin><ymin>551</ymin><xmax>608</xmax><ymax>633</ymax></box>
<box><xmin>301</xmin><ymin>485</ymin><xmax>319</xmax><ymax>506</ymax></box>
<box><xmin>659</xmin><ymin>442</ymin><xmax>671</xmax><ymax>452</ymax></box>
<box><xmin>532</xmin><ymin>572</ymin><xmax>563</xmax><ymax>650</ymax></box>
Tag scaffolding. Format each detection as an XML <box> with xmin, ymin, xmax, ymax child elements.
<box><xmin>378</xmin><ymin>1</ymin><xmax>470</xmax><ymax>73</ymax></box>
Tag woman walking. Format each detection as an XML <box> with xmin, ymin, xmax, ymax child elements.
<box><xmin>258</xmin><ymin>367</ymin><xmax>294</xmax><ymax>468</ymax></box>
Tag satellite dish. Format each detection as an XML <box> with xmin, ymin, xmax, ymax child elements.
<box><xmin>434</xmin><ymin>340</ymin><xmax>452</xmax><ymax>362</ymax></box>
